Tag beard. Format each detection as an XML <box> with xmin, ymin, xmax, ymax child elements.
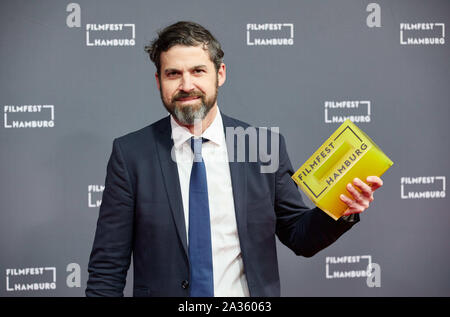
<box><xmin>160</xmin><ymin>80</ymin><xmax>218</xmax><ymax>126</ymax></box>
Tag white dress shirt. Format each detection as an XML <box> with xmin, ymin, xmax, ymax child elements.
<box><xmin>170</xmin><ymin>108</ymin><xmax>250</xmax><ymax>297</ymax></box>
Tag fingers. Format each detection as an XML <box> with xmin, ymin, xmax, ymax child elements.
<box><xmin>339</xmin><ymin>177</ymin><xmax>384</xmax><ymax>217</ymax></box>
<box><xmin>339</xmin><ymin>194</ymin><xmax>362</xmax><ymax>216</ymax></box>
<box><xmin>366</xmin><ymin>176</ymin><xmax>383</xmax><ymax>191</ymax></box>
<box><xmin>346</xmin><ymin>182</ymin><xmax>365</xmax><ymax>204</ymax></box>
<box><xmin>339</xmin><ymin>193</ymin><xmax>354</xmax><ymax>206</ymax></box>
<box><xmin>340</xmin><ymin>193</ymin><xmax>364</xmax><ymax>215</ymax></box>
<box><xmin>352</xmin><ymin>178</ymin><xmax>374</xmax><ymax>203</ymax></box>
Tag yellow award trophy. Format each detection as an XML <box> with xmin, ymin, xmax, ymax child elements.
<box><xmin>292</xmin><ymin>119</ymin><xmax>393</xmax><ymax>220</ymax></box>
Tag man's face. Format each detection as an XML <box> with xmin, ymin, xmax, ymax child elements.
<box><xmin>156</xmin><ymin>45</ymin><xmax>226</xmax><ymax>126</ymax></box>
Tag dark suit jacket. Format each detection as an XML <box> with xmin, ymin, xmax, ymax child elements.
<box><xmin>86</xmin><ymin>113</ymin><xmax>359</xmax><ymax>297</ymax></box>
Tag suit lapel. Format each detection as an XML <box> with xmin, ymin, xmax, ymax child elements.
<box><xmin>154</xmin><ymin>116</ymin><xmax>188</xmax><ymax>257</ymax></box>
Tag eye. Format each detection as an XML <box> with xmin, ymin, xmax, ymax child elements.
<box><xmin>166</xmin><ymin>70</ymin><xmax>180</xmax><ymax>78</ymax></box>
<box><xmin>193</xmin><ymin>69</ymin><xmax>205</xmax><ymax>74</ymax></box>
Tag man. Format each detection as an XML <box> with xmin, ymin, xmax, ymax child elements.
<box><xmin>86</xmin><ymin>21</ymin><xmax>383</xmax><ymax>297</ymax></box>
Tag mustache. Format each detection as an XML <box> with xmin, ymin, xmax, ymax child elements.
<box><xmin>172</xmin><ymin>91</ymin><xmax>204</xmax><ymax>102</ymax></box>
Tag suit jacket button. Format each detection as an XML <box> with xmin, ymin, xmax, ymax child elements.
<box><xmin>181</xmin><ymin>280</ymin><xmax>189</xmax><ymax>289</ymax></box>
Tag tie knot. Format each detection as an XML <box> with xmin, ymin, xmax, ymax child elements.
<box><xmin>190</xmin><ymin>137</ymin><xmax>208</xmax><ymax>156</ymax></box>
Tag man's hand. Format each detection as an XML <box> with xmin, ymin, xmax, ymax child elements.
<box><xmin>339</xmin><ymin>176</ymin><xmax>383</xmax><ymax>216</ymax></box>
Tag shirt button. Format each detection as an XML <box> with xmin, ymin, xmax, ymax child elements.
<box><xmin>181</xmin><ymin>280</ymin><xmax>189</xmax><ymax>289</ymax></box>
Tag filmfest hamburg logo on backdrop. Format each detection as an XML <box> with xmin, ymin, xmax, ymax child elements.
<box><xmin>88</xmin><ymin>185</ymin><xmax>104</xmax><ymax>208</ymax></box>
<box><xmin>400</xmin><ymin>23</ymin><xmax>445</xmax><ymax>45</ymax></box>
<box><xmin>401</xmin><ymin>176</ymin><xmax>446</xmax><ymax>199</ymax></box>
<box><xmin>5</xmin><ymin>263</ymin><xmax>82</xmax><ymax>292</ymax></box>
<box><xmin>246</xmin><ymin>23</ymin><xmax>294</xmax><ymax>46</ymax></box>
<box><xmin>325</xmin><ymin>255</ymin><xmax>381</xmax><ymax>288</ymax></box>
<box><xmin>66</xmin><ymin>3</ymin><xmax>135</xmax><ymax>47</ymax></box>
<box><xmin>324</xmin><ymin>100</ymin><xmax>371</xmax><ymax>124</ymax></box>
<box><xmin>6</xmin><ymin>267</ymin><xmax>56</xmax><ymax>291</ymax></box>
<box><xmin>86</xmin><ymin>23</ymin><xmax>136</xmax><ymax>47</ymax></box>
<box><xmin>3</xmin><ymin>105</ymin><xmax>55</xmax><ymax>128</ymax></box>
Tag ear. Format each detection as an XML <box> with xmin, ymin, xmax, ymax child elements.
<box><xmin>155</xmin><ymin>72</ymin><xmax>161</xmax><ymax>90</ymax></box>
<box><xmin>217</xmin><ymin>63</ymin><xmax>226</xmax><ymax>87</ymax></box>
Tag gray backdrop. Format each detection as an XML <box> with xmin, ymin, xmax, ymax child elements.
<box><xmin>1</xmin><ymin>0</ymin><xmax>449</xmax><ymax>297</ymax></box>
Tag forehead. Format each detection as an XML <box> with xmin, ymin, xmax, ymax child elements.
<box><xmin>160</xmin><ymin>45</ymin><xmax>214</xmax><ymax>69</ymax></box>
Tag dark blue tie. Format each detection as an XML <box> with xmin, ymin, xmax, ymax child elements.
<box><xmin>188</xmin><ymin>137</ymin><xmax>214</xmax><ymax>297</ymax></box>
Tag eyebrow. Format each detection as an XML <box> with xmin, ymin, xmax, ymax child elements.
<box><xmin>164</xmin><ymin>65</ymin><xmax>208</xmax><ymax>74</ymax></box>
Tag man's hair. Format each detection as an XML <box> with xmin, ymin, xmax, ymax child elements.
<box><xmin>145</xmin><ymin>21</ymin><xmax>224</xmax><ymax>77</ymax></box>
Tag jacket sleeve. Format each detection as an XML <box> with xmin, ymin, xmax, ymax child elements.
<box><xmin>86</xmin><ymin>138</ymin><xmax>134</xmax><ymax>296</ymax></box>
<box><xmin>274</xmin><ymin>134</ymin><xmax>359</xmax><ymax>257</ymax></box>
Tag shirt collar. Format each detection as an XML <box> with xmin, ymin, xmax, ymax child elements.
<box><xmin>170</xmin><ymin>106</ymin><xmax>225</xmax><ymax>149</ymax></box>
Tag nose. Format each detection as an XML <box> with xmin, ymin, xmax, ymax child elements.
<box><xmin>180</xmin><ymin>72</ymin><xmax>194</xmax><ymax>92</ymax></box>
